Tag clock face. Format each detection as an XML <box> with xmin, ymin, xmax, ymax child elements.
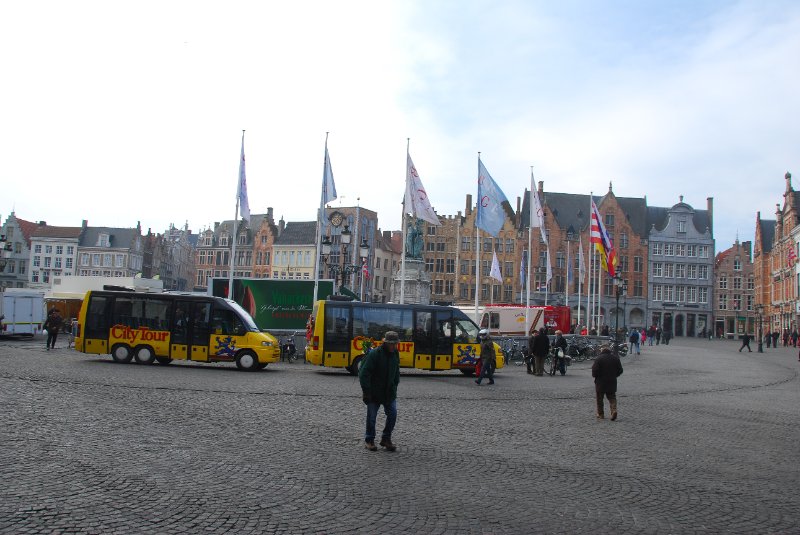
<box><xmin>330</xmin><ymin>212</ymin><xmax>344</xmax><ymax>227</ymax></box>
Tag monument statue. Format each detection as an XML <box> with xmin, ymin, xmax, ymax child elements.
<box><xmin>405</xmin><ymin>218</ymin><xmax>424</xmax><ymax>259</ymax></box>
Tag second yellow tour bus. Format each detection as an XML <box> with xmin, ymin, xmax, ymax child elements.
<box><xmin>74</xmin><ymin>290</ymin><xmax>280</xmax><ymax>370</ymax></box>
<box><xmin>306</xmin><ymin>299</ymin><xmax>504</xmax><ymax>375</ymax></box>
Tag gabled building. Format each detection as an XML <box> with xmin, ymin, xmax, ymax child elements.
<box><xmin>646</xmin><ymin>196</ymin><xmax>714</xmax><ymax>337</ymax></box>
<box><xmin>0</xmin><ymin>212</ymin><xmax>39</xmax><ymax>289</ymax></box>
<box><xmin>29</xmin><ymin>221</ymin><xmax>84</xmax><ymax>288</ymax></box>
<box><xmin>372</xmin><ymin>230</ymin><xmax>401</xmax><ymax>303</ymax></box>
<box><xmin>76</xmin><ymin>222</ymin><xmax>144</xmax><ymax>279</ymax></box>
<box><xmin>714</xmin><ymin>239</ymin><xmax>754</xmax><ymax>338</ymax></box>
<box><xmin>272</xmin><ymin>221</ymin><xmax>316</xmax><ymax>280</ymax></box>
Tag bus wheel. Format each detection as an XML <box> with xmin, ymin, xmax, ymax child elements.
<box><xmin>348</xmin><ymin>356</ymin><xmax>363</xmax><ymax>376</ymax></box>
<box><xmin>459</xmin><ymin>368</ymin><xmax>475</xmax><ymax>376</ymax></box>
<box><xmin>236</xmin><ymin>350</ymin><xmax>259</xmax><ymax>371</ymax></box>
<box><xmin>155</xmin><ymin>356</ymin><xmax>172</xmax><ymax>365</ymax></box>
<box><xmin>134</xmin><ymin>346</ymin><xmax>156</xmax><ymax>365</ymax></box>
<box><xmin>111</xmin><ymin>344</ymin><xmax>133</xmax><ymax>364</ymax></box>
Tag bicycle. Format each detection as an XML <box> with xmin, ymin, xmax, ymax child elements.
<box><xmin>501</xmin><ymin>338</ymin><xmax>527</xmax><ymax>366</ymax></box>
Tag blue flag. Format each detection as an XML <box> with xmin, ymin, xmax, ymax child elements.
<box><xmin>321</xmin><ymin>144</ymin><xmax>337</xmax><ymax>206</ymax></box>
<box><xmin>237</xmin><ymin>131</ymin><xmax>250</xmax><ymax>223</ymax></box>
<box><xmin>476</xmin><ymin>158</ymin><xmax>509</xmax><ymax>237</ymax></box>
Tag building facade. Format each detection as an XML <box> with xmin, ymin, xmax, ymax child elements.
<box><xmin>76</xmin><ymin>223</ymin><xmax>144</xmax><ymax>280</ymax></box>
<box><xmin>0</xmin><ymin>213</ymin><xmax>39</xmax><ymax>290</ymax></box>
<box><xmin>29</xmin><ymin>223</ymin><xmax>83</xmax><ymax>288</ymax></box>
<box><xmin>646</xmin><ymin>197</ymin><xmax>715</xmax><ymax>337</ymax></box>
<box><xmin>714</xmin><ymin>240</ymin><xmax>755</xmax><ymax>337</ymax></box>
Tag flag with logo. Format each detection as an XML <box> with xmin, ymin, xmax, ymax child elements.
<box><xmin>567</xmin><ymin>243</ymin><xmax>573</xmax><ymax>284</ymax></box>
<box><xmin>590</xmin><ymin>199</ymin><xmax>617</xmax><ymax>277</ymax></box>
<box><xmin>237</xmin><ymin>132</ymin><xmax>250</xmax><ymax>223</ymax></box>
<box><xmin>405</xmin><ymin>153</ymin><xmax>440</xmax><ymax>226</ymax></box>
<box><xmin>519</xmin><ymin>254</ymin><xmax>527</xmax><ymax>288</ymax></box>
<box><xmin>530</xmin><ymin>181</ymin><xmax>547</xmax><ymax>243</ymax></box>
<box><xmin>362</xmin><ymin>259</ymin><xmax>370</xmax><ymax>280</ymax></box>
<box><xmin>490</xmin><ymin>251</ymin><xmax>503</xmax><ymax>283</ymax></box>
<box><xmin>546</xmin><ymin>245</ymin><xmax>553</xmax><ymax>284</ymax></box>
<box><xmin>476</xmin><ymin>158</ymin><xmax>509</xmax><ymax>237</ymax></box>
<box><xmin>788</xmin><ymin>243</ymin><xmax>797</xmax><ymax>267</ymax></box>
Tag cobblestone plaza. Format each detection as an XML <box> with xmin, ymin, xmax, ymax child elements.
<box><xmin>2</xmin><ymin>337</ymin><xmax>798</xmax><ymax>534</ymax></box>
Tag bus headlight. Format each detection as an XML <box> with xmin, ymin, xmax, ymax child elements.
<box><xmin>261</xmin><ymin>341</ymin><xmax>273</xmax><ymax>347</ymax></box>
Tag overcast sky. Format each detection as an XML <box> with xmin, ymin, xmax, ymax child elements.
<box><xmin>2</xmin><ymin>1</ymin><xmax>798</xmax><ymax>251</ymax></box>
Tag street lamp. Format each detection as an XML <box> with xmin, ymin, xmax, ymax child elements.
<box><xmin>320</xmin><ymin>226</ymin><xmax>370</xmax><ymax>296</ymax></box>
<box><xmin>613</xmin><ymin>275</ymin><xmax>627</xmax><ymax>354</ymax></box>
<box><xmin>756</xmin><ymin>304</ymin><xmax>764</xmax><ymax>353</ymax></box>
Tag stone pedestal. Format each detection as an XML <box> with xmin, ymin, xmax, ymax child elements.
<box><xmin>392</xmin><ymin>258</ymin><xmax>431</xmax><ymax>304</ymax></box>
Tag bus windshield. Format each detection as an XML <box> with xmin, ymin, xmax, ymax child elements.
<box><xmin>451</xmin><ymin>309</ymin><xmax>480</xmax><ymax>343</ymax></box>
<box><xmin>227</xmin><ymin>300</ymin><xmax>260</xmax><ymax>332</ymax></box>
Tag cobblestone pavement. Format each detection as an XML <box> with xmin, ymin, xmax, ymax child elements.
<box><xmin>1</xmin><ymin>336</ymin><xmax>798</xmax><ymax>534</ymax></box>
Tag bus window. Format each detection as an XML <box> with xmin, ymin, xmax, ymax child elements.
<box><xmin>113</xmin><ymin>297</ymin><xmax>134</xmax><ymax>327</ymax></box>
<box><xmin>452</xmin><ymin>312</ymin><xmax>479</xmax><ymax>344</ymax></box>
<box><xmin>211</xmin><ymin>308</ymin><xmax>245</xmax><ymax>336</ymax></box>
<box><xmin>413</xmin><ymin>310</ymin><xmax>433</xmax><ymax>353</ymax></box>
<box><xmin>360</xmin><ymin>307</ymin><xmax>412</xmax><ymax>342</ymax></box>
<box><xmin>85</xmin><ymin>295</ymin><xmax>110</xmax><ymax>338</ymax></box>
<box><xmin>191</xmin><ymin>302</ymin><xmax>212</xmax><ymax>346</ymax></box>
<box><xmin>325</xmin><ymin>305</ymin><xmax>351</xmax><ymax>352</ymax></box>
<box><xmin>434</xmin><ymin>310</ymin><xmax>454</xmax><ymax>354</ymax></box>
<box><xmin>172</xmin><ymin>301</ymin><xmax>192</xmax><ymax>344</ymax></box>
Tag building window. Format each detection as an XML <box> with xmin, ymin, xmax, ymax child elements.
<box><xmin>620</xmin><ymin>233</ymin><xmax>628</xmax><ymax>248</ymax></box>
<box><xmin>733</xmin><ymin>258</ymin><xmax>741</xmax><ymax>271</ymax></box>
<box><xmin>34</xmin><ymin>244</ymin><xmax>42</xmax><ymax>253</ymax></box>
<box><xmin>664</xmin><ymin>243</ymin><xmax>675</xmax><ymax>256</ymax></box>
<box><xmin>56</xmin><ymin>245</ymin><xmax>63</xmax><ymax>255</ymax></box>
<box><xmin>446</xmin><ymin>280</ymin><xmax>454</xmax><ymax>294</ymax></box>
<box><xmin>461</xmin><ymin>237</ymin><xmax>470</xmax><ymax>251</ymax></box>
<box><xmin>663</xmin><ymin>285</ymin><xmax>674</xmax><ymax>301</ymax></box>
<box><xmin>33</xmin><ymin>256</ymin><xmax>40</xmax><ymax>267</ymax></box>
<box><xmin>32</xmin><ymin>270</ymin><xmax>39</xmax><ymax>283</ymax></box>
<box><xmin>425</xmin><ymin>258</ymin><xmax>434</xmax><ymax>271</ymax></box>
<box><xmin>652</xmin><ymin>284</ymin><xmax>662</xmax><ymax>301</ymax></box>
<box><xmin>460</xmin><ymin>260</ymin><xmax>469</xmax><ymax>275</ymax></box>
<box><xmin>434</xmin><ymin>259</ymin><xmax>444</xmax><ymax>273</ymax></box>
<box><xmin>699</xmin><ymin>265</ymin><xmax>709</xmax><ymax>279</ymax></box>
<box><xmin>687</xmin><ymin>245</ymin><xmax>697</xmax><ymax>257</ymax></box>
<box><xmin>605</xmin><ymin>213</ymin><xmax>614</xmax><ymax>227</ymax></box>
<box><xmin>505</xmin><ymin>239</ymin><xmax>514</xmax><ymax>253</ymax></box>
<box><xmin>633</xmin><ymin>279</ymin><xmax>643</xmax><ymax>297</ymax></box>
<box><xmin>699</xmin><ymin>287</ymin><xmax>708</xmax><ymax>303</ymax></box>
<box><xmin>677</xmin><ymin>220</ymin><xmax>686</xmax><ymax>233</ymax></box>
<box><xmin>687</xmin><ymin>287</ymin><xmax>697</xmax><ymax>303</ymax></box>
<box><xmin>719</xmin><ymin>294</ymin><xmax>728</xmax><ymax>310</ymax></box>
<box><xmin>747</xmin><ymin>276</ymin><xmax>754</xmax><ymax>290</ymax></box>
<box><xmin>434</xmin><ymin>280</ymin><xmax>443</xmax><ymax>294</ymax></box>
<box><xmin>45</xmin><ymin>245</ymin><xmax>53</xmax><ymax>254</ymax></box>
<box><xmin>116</xmin><ymin>254</ymin><xmax>124</xmax><ymax>267</ymax></box>
<box><xmin>446</xmin><ymin>259</ymin><xmax>455</xmax><ymax>273</ymax></box>
<box><xmin>675</xmin><ymin>264</ymin><xmax>686</xmax><ymax>278</ymax></box>
<box><xmin>664</xmin><ymin>263</ymin><xmax>674</xmax><ymax>278</ymax></box>
<box><xmin>619</xmin><ymin>255</ymin><xmax>628</xmax><ymax>273</ymax></box>
<box><xmin>67</xmin><ymin>246</ymin><xmax>74</xmax><ymax>255</ymax></box>
<box><xmin>427</xmin><ymin>225</ymin><xmax>437</xmax><ymax>236</ymax></box>
<box><xmin>633</xmin><ymin>256</ymin><xmax>643</xmax><ymax>273</ymax></box>
<box><xmin>733</xmin><ymin>277</ymin><xmax>742</xmax><ymax>290</ymax></box>
<box><xmin>675</xmin><ymin>244</ymin><xmax>685</xmax><ymax>257</ymax></box>
<box><xmin>66</xmin><ymin>258</ymin><xmax>73</xmax><ymax>269</ymax></box>
<box><xmin>719</xmin><ymin>275</ymin><xmax>727</xmax><ymax>289</ymax></box>
<box><xmin>652</xmin><ymin>242</ymin><xmax>662</xmax><ymax>255</ymax></box>
<box><xmin>503</xmin><ymin>284</ymin><xmax>513</xmax><ymax>302</ymax></box>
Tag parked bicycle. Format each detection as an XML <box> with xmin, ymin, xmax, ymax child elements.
<box><xmin>501</xmin><ymin>338</ymin><xmax>527</xmax><ymax>366</ymax></box>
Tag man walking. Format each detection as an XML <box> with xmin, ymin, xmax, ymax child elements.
<box><xmin>359</xmin><ymin>331</ymin><xmax>401</xmax><ymax>452</ymax></box>
<box><xmin>592</xmin><ymin>346</ymin><xmax>623</xmax><ymax>421</ymax></box>
<box><xmin>739</xmin><ymin>333</ymin><xmax>752</xmax><ymax>352</ymax></box>
<box><xmin>475</xmin><ymin>329</ymin><xmax>496</xmax><ymax>385</ymax></box>
<box><xmin>530</xmin><ymin>327</ymin><xmax>550</xmax><ymax>377</ymax></box>
<box><xmin>43</xmin><ymin>308</ymin><xmax>63</xmax><ymax>350</ymax></box>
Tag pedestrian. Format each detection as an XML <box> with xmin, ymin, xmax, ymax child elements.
<box><xmin>530</xmin><ymin>327</ymin><xmax>550</xmax><ymax>377</ymax></box>
<box><xmin>738</xmin><ymin>333</ymin><xmax>752</xmax><ymax>352</ymax></box>
<box><xmin>43</xmin><ymin>308</ymin><xmax>63</xmax><ymax>350</ymax></box>
<box><xmin>792</xmin><ymin>329</ymin><xmax>798</xmax><ymax>348</ymax></box>
<box><xmin>765</xmin><ymin>331</ymin><xmax>771</xmax><ymax>348</ymax></box>
<box><xmin>771</xmin><ymin>331</ymin><xmax>779</xmax><ymax>349</ymax></box>
<box><xmin>591</xmin><ymin>345</ymin><xmax>623</xmax><ymax>421</ymax></box>
<box><xmin>648</xmin><ymin>325</ymin><xmax>656</xmax><ymax>346</ymax></box>
<box><xmin>640</xmin><ymin>328</ymin><xmax>646</xmax><ymax>351</ymax></box>
<box><xmin>663</xmin><ymin>328</ymin><xmax>671</xmax><ymax>345</ymax></box>
<box><xmin>628</xmin><ymin>327</ymin><xmax>640</xmax><ymax>355</ymax></box>
<box><xmin>656</xmin><ymin>326</ymin><xmax>662</xmax><ymax>345</ymax></box>
<box><xmin>359</xmin><ymin>330</ymin><xmax>401</xmax><ymax>452</ymax></box>
<box><xmin>783</xmin><ymin>329</ymin><xmax>789</xmax><ymax>347</ymax></box>
<box><xmin>552</xmin><ymin>330</ymin><xmax>568</xmax><ymax>376</ymax></box>
<box><xmin>475</xmin><ymin>329</ymin><xmax>496</xmax><ymax>385</ymax></box>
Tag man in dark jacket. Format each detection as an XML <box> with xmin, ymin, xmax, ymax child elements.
<box><xmin>739</xmin><ymin>333</ymin><xmax>752</xmax><ymax>352</ymax></box>
<box><xmin>591</xmin><ymin>345</ymin><xmax>623</xmax><ymax>421</ymax></box>
<box><xmin>530</xmin><ymin>327</ymin><xmax>550</xmax><ymax>377</ymax></box>
<box><xmin>475</xmin><ymin>329</ymin><xmax>496</xmax><ymax>385</ymax></box>
<box><xmin>359</xmin><ymin>331</ymin><xmax>401</xmax><ymax>452</ymax></box>
<box><xmin>43</xmin><ymin>308</ymin><xmax>64</xmax><ymax>350</ymax></box>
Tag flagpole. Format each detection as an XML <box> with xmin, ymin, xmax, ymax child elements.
<box><xmin>597</xmin><ymin>247</ymin><xmax>603</xmax><ymax>330</ymax></box>
<box><xmin>400</xmin><ymin>139</ymin><xmax>410</xmax><ymax>304</ymax></box>
<box><xmin>312</xmin><ymin>132</ymin><xmax>329</xmax><ymax>305</ymax></box>
<box><xmin>474</xmin><ymin>152</ymin><xmax>481</xmax><ymax>323</ymax></box>
<box><xmin>577</xmin><ymin>237</ymin><xmax>583</xmax><ymax>329</ymax></box>
<box><xmin>588</xmin><ymin>192</ymin><xmax>594</xmax><ymax>331</ymax></box>
<box><xmin>228</xmin><ymin>129</ymin><xmax>245</xmax><ymax>302</ymax></box>
<box><xmin>525</xmin><ymin>168</ymin><xmax>534</xmax><ymax>330</ymax></box>
<box><xmin>565</xmin><ymin>241</ymin><xmax>570</xmax><ymax>310</ymax></box>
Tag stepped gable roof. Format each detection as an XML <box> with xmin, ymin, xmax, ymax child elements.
<box><xmin>14</xmin><ymin>216</ymin><xmax>41</xmax><ymax>246</ymax></box>
<box><xmin>758</xmin><ymin>218</ymin><xmax>776</xmax><ymax>253</ymax></box>
<box><xmin>80</xmin><ymin>226</ymin><xmax>139</xmax><ymax>248</ymax></box>
<box><xmin>274</xmin><ymin>221</ymin><xmax>316</xmax><ymax>246</ymax></box>
<box><xmin>30</xmin><ymin>224</ymin><xmax>83</xmax><ymax>239</ymax></box>
<box><xmin>647</xmin><ymin>201</ymin><xmax>712</xmax><ymax>235</ymax></box>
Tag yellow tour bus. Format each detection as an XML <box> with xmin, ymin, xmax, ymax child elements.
<box><xmin>74</xmin><ymin>290</ymin><xmax>280</xmax><ymax>371</ymax></box>
<box><xmin>305</xmin><ymin>298</ymin><xmax>504</xmax><ymax>375</ymax></box>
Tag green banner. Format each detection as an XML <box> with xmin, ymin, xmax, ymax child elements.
<box><xmin>210</xmin><ymin>279</ymin><xmax>334</xmax><ymax>330</ymax></box>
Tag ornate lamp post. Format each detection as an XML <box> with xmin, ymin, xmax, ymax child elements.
<box><xmin>756</xmin><ymin>304</ymin><xmax>764</xmax><ymax>353</ymax></box>
<box><xmin>612</xmin><ymin>275</ymin><xmax>627</xmax><ymax>355</ymax></box>
<box><xmin>320</xmin><ymin>225</ymin><xmax>370</xmax><ymax>297</ymax></box>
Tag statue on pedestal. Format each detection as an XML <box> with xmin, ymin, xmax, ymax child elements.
<box><xmin>406</xmin><ymin>218</ymin><xmax>424</xmax><ymax>259</ymax></box>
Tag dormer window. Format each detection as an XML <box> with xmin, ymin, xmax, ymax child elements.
<box><xmin>219</xmin><ymin>235</ymin><xmax>229</xmax><ymax>247</ymax></box>
<box><xmin>98</xmin><ymin>233</ymin><xmax>110</xmax><ymax>247</ymax></box>
<box><xmin>677</xmin><ymin>220</ymin><xmax>686</xmax><ymax>233</ymax></box>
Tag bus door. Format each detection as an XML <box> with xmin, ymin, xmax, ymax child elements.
<box><xmin>323</xmin><ymin>304</ymin><xmax>351</xmax><ymax>368</ymax></box>
<box><xmin>170</xmin><ymin>300</ymin><xmax>211</xmax><ymax>362</ymax></box>
<box><xmin>82</xmin><ymin>293</ymin><xmax>112</xmax><ymax>354</ymax></box>
<box><xmin>432</xmin><ymin>309</ymin><xmax>455</xmax><ymax>370</ymax></box>
<box><xmin>412</xmin><ymin>310</ymin><xmax>433</xmax><ymax>369</ymax></box>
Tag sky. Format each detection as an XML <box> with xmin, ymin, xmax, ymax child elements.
<box><xmin>1</xmin><ymin>0</ymin><xmax>798</xmax><ymax>252</ymax></box>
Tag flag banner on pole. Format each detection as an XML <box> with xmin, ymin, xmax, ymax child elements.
<box><xmin>519</xmin><ymin>254</ymin><xmax>527</xmax><ymax>288</ymax></box>
<box><xmin>322</xmin><ymin>145</ymin><xmax>337</xmax><ymax>206</ymax></box>
<box><xmin>476</xmin><ymin>158</ymin><xmax>509</xmax><ymax>237</ymax></box>
<box><xmin>567</xmin><ymin>243</ymin><xmax>573</xmax><ymax>284</ymax></box>
<box><xmin>590</xmin><ymin>199</ymin><xmax>617</xmax><ymax>277</ymax></box>
<box><xmin>490</xmin><ymin>251</ymin><xmax>503</xmax><ymax>283</ymax></box>
<box><xmin>530</xmin><ymin>187</ymin><xmax>545</xmax><ymax>229</ymax></box>
<box><xmin>362</xmin><ymin>260</ymin><xmax>370</xmax><ymax>279</ymax></box>
<box><xmin>578</xmin><ymin>236</ymin><xmax>586</xmax><ymax>282</ymax></box>
<box><xmin>237</xmin><ymin>132</ymin><xmax>250</xmax><ymax>223</ymax></box>
<box><xmin>788</xmin><ymin>243</ymin><xmax>797</xmax><ymax>267</ymax></box>
<box><xmin>546</xmin><ymin>245</ymin><xmax>553</xmax><ymax>283</ymax></box>
<box><xmin>405</xmin><ymin>153</ymin><xmax>440</xmax><ymax>226</ymax></box>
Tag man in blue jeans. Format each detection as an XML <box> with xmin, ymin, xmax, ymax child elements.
<box><xmin>359</xmin><ymin>331</ymin><xmax>401</xmax><ymax>452</ymax></box>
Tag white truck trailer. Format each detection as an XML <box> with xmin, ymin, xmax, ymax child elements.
<box><xmin>1</xmin><ymin>289</ymin><xmax>47</xmax><ymax>337</ymax></box>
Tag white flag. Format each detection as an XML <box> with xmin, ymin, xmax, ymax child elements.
<box><xmin>237</xmin><ymin>132</ymin><xmax>250</xmax><ymax>223</ymax></box>
<box><xmin>405</xmin><ymin>153</ymin><xmax>440</xmax><ymax>226</ymax></box>
<box><xmin>578</xmin><ymin>236</ymin><xmax>586</xmax><ymax>282</ymax></box>
<box><xmin>490</xmin><ymin>251</ymin><xmax>503</xmax><ymax>283</ymax></box>
<box><xmin>321</xmin><ymin>143</ymin><xmax>337</xmax><ymax>206</ymax></box>
<box><xmin>546</xmin><ymin>245</ymin><xmax>553</xmax><ymax>283</ymax></box>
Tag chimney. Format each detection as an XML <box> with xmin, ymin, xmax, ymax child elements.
<box><xmin>279</xmin><ymin>217</ymin><xmax>285</xmax><ymax>235</ymax></box>
<box><xmin>38</xmin><ymin>221</ymin><xmax>46</xmax><ymax>226</ymax></box>
<box><xmin>82</xmin><ymin>220</ymin><xmax>88</xmax><ymax>229</ymax></box>
<box><xmin>743</xmin><ymin>240</ymin><xmax>752</xmax><ymax>261</ymax></box>
<box><xmin>267</xmin><ymin>207</ymin><xmax>274</xmax><ymax>222</ymax></box>
<box><xmin>786</xmin><ymin>171</ymin><xmax>792</xmax><ymax>192</ymax></box>
<box><xmin>466</xmin><ymin>194</ymin><xmax>473</xmax><ymax>216</ymax></box>
<box><xmin>538</xmin><ymin>180</ymin><xmax>544</xmax><ymax>194</ymax></box>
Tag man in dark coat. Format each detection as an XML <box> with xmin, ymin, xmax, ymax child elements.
<box><xmin>530</xmin><ymin>327</ymin><xmax>550</xmax><ymax>377</ymax></box>
<box><xmin>591</xmin><ymin>345</ymin><xmax>623</xmax><ymax>421</ymax></box>
<box><xmin>43</xmin><ymin>308</ymin><xmax>64</xmax><ymax>350</ymax></box>
<box><xmin>738</xmin><ymin>333</ymin><xmax>752</xmax><ymax>352</ymax></box>
<box><xmin>359</xmin><ymin>331</ymin><xmax>401</xmax><ymax>452</ymax></box>
<box><xmin>475</xmin><ymin>329</ymin><xmax>496</xmax><ymax>385</ymax></box>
